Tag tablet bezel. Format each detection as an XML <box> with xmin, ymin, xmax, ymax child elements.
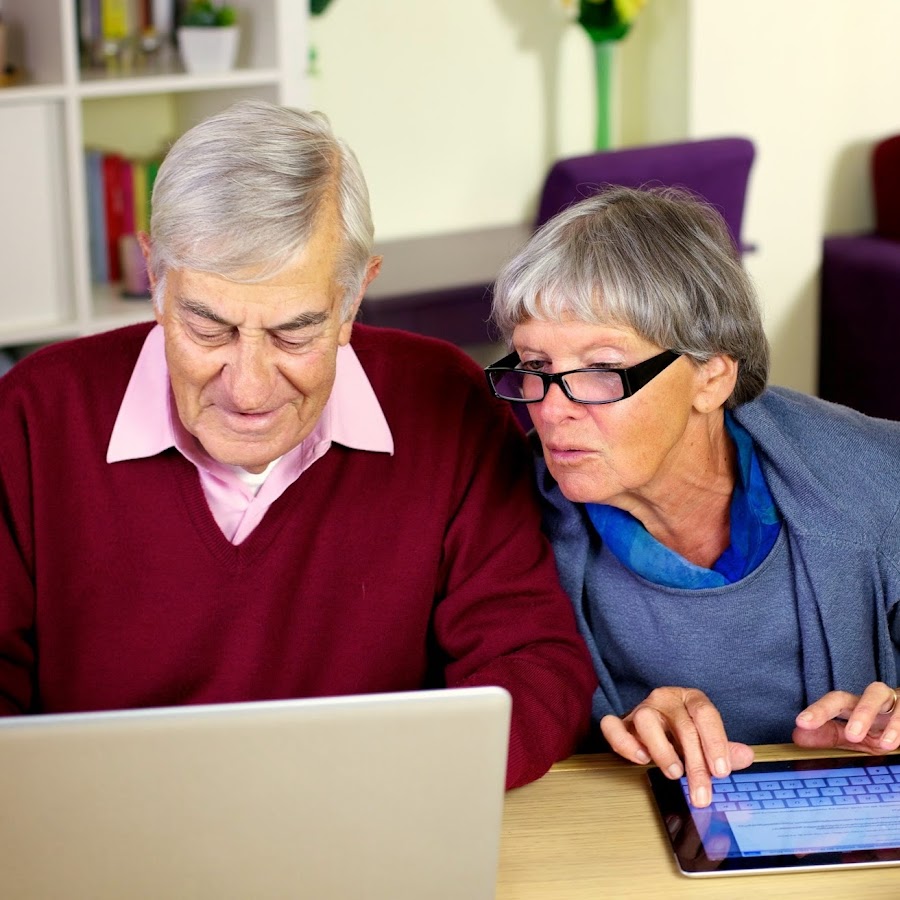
<box><xmin>647</xmin><ymin>754</ymin><xmax>900</xmax><ymax>877</ymax></box>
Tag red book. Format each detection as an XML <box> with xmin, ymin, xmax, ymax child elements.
<box><xmin>102</xmin><ymin>153</ymin><xmax>127</xmax><ymax>282</ymax></box>
<box><xmin>139</xmin><ymin>0</ymin><xmax>153</xmax><ymax>31</ymax></box>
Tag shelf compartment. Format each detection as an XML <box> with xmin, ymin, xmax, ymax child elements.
<box><xmin>0</xmin><ymin>100</ymin><xmax>76</xmax><ymax>341</ymax></box>
<box><xmin>3</xmin><ymin>0</ymin><xmax>67</xmax><ymax>88</ymax></box>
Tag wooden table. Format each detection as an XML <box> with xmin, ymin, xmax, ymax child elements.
<box><xmin>497</xmin><ymin>746</ymin><xmax>900</xmax><ymax>898</ymax></box>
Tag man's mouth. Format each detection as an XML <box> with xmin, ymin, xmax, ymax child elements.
<box><xmin>218</xmin><ymin>407</ymin><xmax>281</xmax><ymax>432</ymax></box>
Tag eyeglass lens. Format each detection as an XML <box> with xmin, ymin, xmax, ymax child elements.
<box><xmin>489</xmin><ymin>369</ymin><xmax>625</xmax><ymax>403</ymax></box>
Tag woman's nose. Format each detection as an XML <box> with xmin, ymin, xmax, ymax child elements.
<box><xmin>535</xmin><ymin>381</ymin><xmax>583</xmax><ymax>425</ymax></box>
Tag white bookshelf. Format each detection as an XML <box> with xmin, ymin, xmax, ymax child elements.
<box><xmin>0</xmin><ymin>0</ymin><xmax>308</xmax><ymax>350</ymax></box>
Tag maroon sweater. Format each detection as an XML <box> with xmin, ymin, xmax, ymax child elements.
<box><xmin>0</xmin><ymin>322</ymin><xmax>595</xmax><ymax>787</ymax></box>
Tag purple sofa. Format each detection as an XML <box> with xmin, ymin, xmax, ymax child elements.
<box><xmin>818</xmin><ymin>136</ymin><xmax>900</xmax><ymax>420</ymax></box>
<box><xmin>819</xmin><ymin>235</ymin><xmax>900</xmax><ymax>419</ymax></box>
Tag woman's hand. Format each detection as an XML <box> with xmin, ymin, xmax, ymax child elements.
<box><xmin>793</xmin><ymin>682</ymin><xmax>900</xmax><ymax>753</ymax></box>
<box><xmin>600</xmin><ymin>686</ymin><xmax>754</xmax><ymax>808</ymax></box>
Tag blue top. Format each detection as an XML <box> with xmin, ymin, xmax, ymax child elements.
<box><xmin>582</xmin><ymin>532</ymin><xmax>803</xmax><ymax>743</ymax></box>
<box><xmin>535</xmin><ymin>388</ymin><xmax>900</xmax><ymax>740</ymax></box>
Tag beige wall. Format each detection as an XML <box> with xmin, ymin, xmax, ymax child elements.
<box><xmin>311</xmin><ymin>0</ymin><xmax>900</xmax><ymax>395</ymax></box>
<box><xmin>678</xmin><ymin>0</ymin><xmax>900</xmax><ymax>396</ymax></box>
<box><xmin>309</xmin><ymin>1</ymin><xmax>595</xmax><ymax>238</ymax></box>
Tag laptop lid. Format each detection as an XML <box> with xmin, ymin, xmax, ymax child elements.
<box><xmin>0</xmin><ymin>686</ymin><xmax>511</xmax><ymax>899</ymax></box>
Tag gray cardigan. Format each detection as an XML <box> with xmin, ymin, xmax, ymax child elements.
<box><xmin>538</xmin><ymin>387</ymin><xmax>900</xmax><ymax>724</ymax></box>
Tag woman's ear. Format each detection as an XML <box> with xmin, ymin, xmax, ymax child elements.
<box><xmin>693</xmin><ymin>355</ymin><xmax>739</xmax><ymax>413</ymax></box>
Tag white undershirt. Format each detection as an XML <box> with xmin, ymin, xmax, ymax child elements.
<box><xmin>225</xmin><ymin>457</ymin><xmax>283</xmax><ymax>497</ymax></box>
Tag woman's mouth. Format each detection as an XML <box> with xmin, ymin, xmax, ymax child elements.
<box><xmin>547</xmin><ymin>445</ymin><xmax>591</xmax><ymax>463</ymax></box>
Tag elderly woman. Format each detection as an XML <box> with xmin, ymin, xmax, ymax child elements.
<box><xmin>486</xmin><ymin>186</ymin><xmax>900</xmax><ymax>808</ymax></box>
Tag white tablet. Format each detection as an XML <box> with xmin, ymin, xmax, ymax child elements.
<box><xmin>648</xmin><ymin>754</ymin><xmax>900</xmax><ymax>876</ymax></box>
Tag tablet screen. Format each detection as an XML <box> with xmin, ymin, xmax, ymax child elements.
<box><xmin>648</xmin><ymin>755</ymin><xmax>900</xmax><ymax>876</ymax></box>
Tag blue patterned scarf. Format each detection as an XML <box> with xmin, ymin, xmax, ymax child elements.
<box><xmin>586</xmin><ymin>413</ymin><xmax>782</xmax><ymax>588</ymax></box>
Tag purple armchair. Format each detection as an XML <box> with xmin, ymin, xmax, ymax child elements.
<box><xmin>819</xmin><ymin>135</ymin><xmax>900</xmax><ymax>420</ymax></box>
<box><xmin>535</xmin><ymin>137</ymin><xmax>756</xmax><ymax>253</ymax></box>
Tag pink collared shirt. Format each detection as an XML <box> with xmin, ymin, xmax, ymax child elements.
<box><xmin>107</xmin><ymin>325</ymin><xmax>394</xmax><ymax>544</ymax></box>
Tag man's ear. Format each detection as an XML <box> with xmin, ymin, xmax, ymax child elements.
<box><xmin>338</xmin><ymin>256</ymin><xmax>383</xmax><ymax>345</ymax></box>
<box><xmin>362</xmin><ymin>255</ymin><xmax>383</xmax><ymax>292</ymax></box>
<box><xmin>137</xmin><ymin>231</ymin><xmax>155</xmax><ymax>291</ymax></box>
<box><xmin>137</xmin><ymin>232</ymin><xmax>163</xmax><ymax>324</ymax></box>
<box><xmin>693</xmin><ymin>354</ymin><xmax>739</xmax><ymax>413</ymax></box>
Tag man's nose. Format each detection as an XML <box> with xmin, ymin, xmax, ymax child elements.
<box><xmin>225</xmin><ymin>338</ymin><xmax>275</xmax><ymax>410</ymax></box>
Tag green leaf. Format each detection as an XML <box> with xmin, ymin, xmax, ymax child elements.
<box><xmin>216</xmin><ymin>6</ymin><xmax>237</xmax><ymax>26</ymax></box>
<box><xmin>180</xmin><ymin>1</ymin><xmax>237</xmax><ymax>27</ymax></box>
<box><xmin>310</xmin><ymin>0</ymin><xmax>336</xmax><ymax>15</ymax></box>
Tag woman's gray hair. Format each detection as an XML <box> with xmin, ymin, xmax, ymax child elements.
<box><xmin>491</xmin><ymin>185</ymin><xmax>769</xmax><ymax>407</ymax></box>
<box><xmin>148</xmin><ymin>99</ymin><xmax>373</xmax><ymax>320</ymax></box>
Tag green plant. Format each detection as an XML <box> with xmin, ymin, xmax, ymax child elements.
<box><xmin>180</xmin><ymin>1</ymin><xmax>238</xmax><ymax>27</ymax></box>
<box><xmin>576</xmin><ymin>0</ymin><xmax>646</xmax><ymax>42</ymax></box>
<box><xmin>310</xmin><ymin>0</ymin><xmax>336</xmax><ymax>15</ymax></box>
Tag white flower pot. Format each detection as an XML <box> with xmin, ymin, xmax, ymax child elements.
<box><xmin>177</xmin><ymin>26</ymin><xmax>240</xmax><ymax>74</ymax></box>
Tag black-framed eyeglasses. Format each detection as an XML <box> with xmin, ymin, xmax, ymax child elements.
<box><xmin>485</xmin><ymin>349</ymin><xmax>682</xmax><ymax>405</ymax></box>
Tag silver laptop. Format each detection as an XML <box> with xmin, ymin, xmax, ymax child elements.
<box><xmin>0</xmin><ymin>686</ymin><xmax>511</xmax><ymax>900</ymax></box>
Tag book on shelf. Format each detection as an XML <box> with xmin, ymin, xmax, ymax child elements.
<box><xmin>152</xmin><ymin>0</ymin><xmax>174</xmax><ymax>36</ymax></box>
<box><xmin>77</xmin><ymin>0</ymin><xmax>101</xmax><ymax>64</ymax></box>
<box><xmin>78</xmin><ymin>0</ymin><xmax>178</xmax><ymax>65</ymax></box>
<box><xmin>101</xmin><ymin>0</ymin><xmax>132</xmax><ymax>42</ymax></box>
<box><xmin>102</xmin><ymin>153</ymin><xmax>128</xmax><ymax>282</ymax></box>
<box><xmin>85</xmin><ymin>148</ymin><xmax>163</xmax><ymax>297</ymax></box>
<box><xmin>145</xmin><ymin>158</ymin><xmax>162</xmax><ymax>223</ymax></box>
<box><xmin>119</xmin><ymin>156</ymin><xmax>136</xmax><ymax>239</ymax></box>
<box><xmin>132</xmin><ymin>160</ymin><xmax>149</xmax><ymax>235</ymax></box>
<box><xmin>85</xmin><ymin>149</ymin><xmax>109</xmax><ymax>283</ymax></box>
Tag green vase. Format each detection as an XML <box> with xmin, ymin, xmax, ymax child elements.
<box><xmin>592</xmin><ymin>40</ymin><xmax>614</xmax><ymax>150</ymax></box>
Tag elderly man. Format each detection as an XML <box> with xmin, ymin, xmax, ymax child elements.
<box><xmin>0</xmin><ymin>100</ymin><xmax>595</xmax><ymax>788</ymax></box>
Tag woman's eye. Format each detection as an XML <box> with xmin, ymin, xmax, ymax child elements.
<box><xmin>519</xmin><ymin>359</ymin><xmax>547</xmax><ymax>372</ymax></box>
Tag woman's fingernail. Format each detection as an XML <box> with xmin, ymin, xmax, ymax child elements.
<box><xmin>847</xmin><ymin>720</ymin><xmax>863</xmax><ymax>736</ymax></box>
<box><xmin>797</xmin><ymin>711</ymin><xmax>812</xmax><ymax>721</ymax></box>
<box><xmin>635</xmin><ymin>749</ymin><xmax>651</xmax><ymax>764</ymax></box>
<box><xmin>667</xmin><ymin>763</ymin><xmax>683</xmax><ymax>779</ymax></box>
<box><xmin>881</xmin><ymin>730</ymin><xmax>897</xmax><ymax>747</ymax></box>
<box><xmin>714</xmin><ymin>758</ymin><xmax>728</xmax><ymax>778</ymax></box>
<box><xmin>693</xmin><ymin>786</ymin><xmax>710</xmax><ymax>807</ymax></box>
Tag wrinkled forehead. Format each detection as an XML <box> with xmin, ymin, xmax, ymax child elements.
<box><xmin>164</xmin><ymin>250</ymin><xmax>344</xmax><ymax>325</ymax></box>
